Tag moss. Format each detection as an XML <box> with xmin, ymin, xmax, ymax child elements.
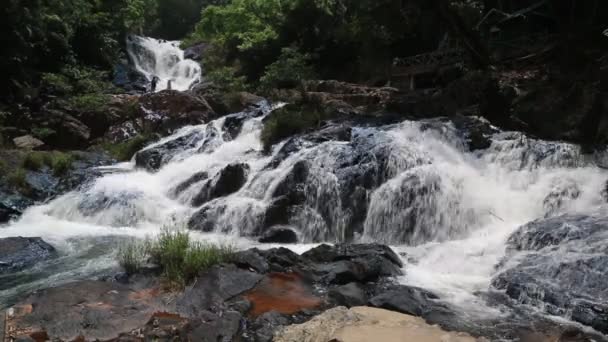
<box><xmin>117</xmin><ymin>228</ymin><xmax>235</xmax><ymax>288</ymax></box>
<box><xmin>261</xmin><ymin>104</ymin><xmax>325</xmax><ymax>153</ymax></box>
<box><xmin>103</xmin><ymin>134</ymin><xmax>155</xmax><ymax>161</ymax></box>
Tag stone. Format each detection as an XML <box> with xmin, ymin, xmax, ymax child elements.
<box><xmin>258</xmin><ymin>226</ymin><xmax>298</xmax><ymax>244</ymax></box>
<box><xmin>0</xmin><ymin>237</ymin><xmax>56</xmax><ymax>274</ymax></box>
<box><xmin>172</xmin><ymin>171</ymin><xmax>208</xmax><ymax>196</ymax></box>
<box><xmin>176</xmin><ymin>265</ymin><xmax>263</xmax><ymax>317</ymax></box>
<box><xmin>183</xmin><ymin>43</ymin><xmax>207</xmax><ymax>61</ymax></box>
<box><xmin>232</xmin><ymin>248</ymin><xmax>270</xmax><ymax>273</ymax></box>
<box><xmin>191</xmin><ymin>162</ymin><xmax>250</xmax><ymax>206</ymax></box>
<box><xmin>138</xmin><ymin>90</ymin><xmax>215</xmax><ymax>135</ymax></box>
<box><xmin>329</xmin><ymin>282</ymin><xmax>367</xmax><ymax>307</ymax></box>
<box><xmin>13</xmin><ymin>135</ymin><xmax>44</xmax><ymax>150</ymax></box>
<box><xmin>274</xmin><ymin>306</ymin><xmax>476</xmax><ymax>342</ymax></box>
<box><xmin>251</xmin><ymin>311</ymin><xmax>292</xmax><ymax>342</ymax></box>
<box><xmin>492</xmin><ymin>215</ymin><xmax>608</xmax><ymax>334</ymax></box>
<box><xmin>135</xmin><ymin>130</ymin><xmax>204</xmax><ymax>171</ymax></box>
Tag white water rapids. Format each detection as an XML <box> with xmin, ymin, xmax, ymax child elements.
<box><xmin>2</xmin><ymin>37</ymin><xmax>608</xmax><ymax>336</ymax></box>
<box><xmin>1</xmin><ymin>107</ymin><xmax>607</xmax><ymax>319</ymax></box>
<box><xmin>126</xmin><ymin>35</ymin><xmax>201</xmax><ymax>91</ymax></box>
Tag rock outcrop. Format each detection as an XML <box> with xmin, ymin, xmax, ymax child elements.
<box><xmin>0</xmin><ymin>237</ymin><xmax>56</xmax><ymax>274</ymax></box>
<box><xmin>274</xmin><ymin>306</ymin><xmax>477</xmax><ymax>342</ymax></box>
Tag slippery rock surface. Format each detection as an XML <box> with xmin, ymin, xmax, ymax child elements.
<box><xmin>492</xmin><ymin>215</ymin><xmax>608</xmax><ymax>334</ymax></box>
<box><xmin>274</xmin><ymin>306</ymin><xmax>477</xmax><ymax>342</ymax></box>
<box><xmin>0</xmin><ymin>237</ymin><xmax>56</xmax><ymax>274</ymax></box>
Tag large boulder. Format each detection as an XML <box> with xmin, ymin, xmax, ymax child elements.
<box><xmin>39</xmin><ymin>110</ymin><xmax>91</xmax><ymax>149</ymax></box>
<box><xmin>0</xmin><ymin>237</ymin><xmax>56</xmax><ymax>274</ymax></box>
<box><xmin>492</xmin><ymin>215</ymin><xmax>608</xmax><ymax>334</ymax></box>
<box><xmin>138</xmin><ymin>90</ymin><xmax>215</xmax><ymax>135</ymax></box>
<box><xmin>183</xmin><ymin>43</ymin><xmax>207</xmax><ymax>61</ymax></box>
<box><xmin>13</xmin><ymin>135</ymin><xmax>44</xmax><ymax>150</ymax></box>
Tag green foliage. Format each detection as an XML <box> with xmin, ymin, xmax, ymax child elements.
<box><xmin>22</xmin><ymin>151</ymin><xmax>74</xmax><ymax>175</ymax></box>
<box><xmin>0</xmin><ymin>159</ymin><xmax>8</xmax><ymax>176</ymax></box>
<box><xmin>259</xmin><ymin>47</ymin><xmax>316</xmax><ymax>91</ymax></box>
<box><xmin>117</xmin><ymin>228</ymin><xmax>235</xmax><ymax>288</ymax></box>
<box><xmin>206</xmin><ymin>67</ymin><xmax>248</xmax><ymax>92</ymax></box>
<box><xmin>32</xmin><ymin>127</ymin><xmax>57</xmax><ymax>140</ymax></box>
<box><xmin>103</xmin><ymin>134</ymin><xmax>155</xmax><ymax>161</ymax></box>
<box><xmin>41</xmin><ymin>73</ymin><xmax>73</xmax><ymax>95</ymax></box>
<box><xmin>7</xmin><ymin>168</ymin><xmax>29</xmax><ymax>192</ymax></box>
<box><xmin>261</xmin><ymin>104</ymin><xmax>325</xmax><ymax>152</ymax></box>
<box><xmin>68</xmin><ymin>94</ymin><xmax>111</xmax><ymax>113</ymax></box>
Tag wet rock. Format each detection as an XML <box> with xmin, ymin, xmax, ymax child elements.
<box><xmin>176</xmin><ymin>265</ymin><xmax>263</xmax><ymax>317</ymax></box>
<box><xmin>233</xmin><ymin>248</ymin><xmax>270</xmax><ymax>273</ymax></box>
<box><xmin>274</xmin><ymin>306</ymin><xmax>476</xmax><ymax>342</ymax></box>
<box><xmin>187</xmin><ymin>205</ymin><xmax>216</xmax><ymax>232</ymax></box>
<box><xmin>135</xmin><ymin>130</ymin><xmax>204</xmax><ymax>171</ymax></box>
<box><xmin>262</xmin><ymin>161</ymin><xmax>310</xmax><ymax>228</ymax></box>
<box><xmin>258</xmin><ymin>248</ymin><xmax>304</xmax><ymax>273</ymax></box>
<box><xmin>113</xmin><ymin>62</ymin><xmax>148</xmax><ymax>93</ymax></box>
<box><xmin>542</xmin><ymin>180</ymin><xmax>580</xmax><ymax>217</ymax></box>
<box><xmin>250</xmin><ymin>311</ymin><xmax>292</xmax><ymax>342</ymax></box>
<box><xmin>0</xmin><ymin>237</ymin><xmax>56</xmax><ymax>274</ymax></box>
<box><xmin>370</xmin><ymin>285</ymin><xmax>444</xmax><ymax>317</ymax></box>
<box><xmin>243</xmin><ymin>273</ymin><xmax>322</xmax><ymax>317</ymax></box>
<box><xmin>492</xmin><ymin>215</ymin><xmax>608</xmax><ymax>334</ymax></box>
<box><xmin>138</xmin><ymin>90</ymin><xmax>215</xmax><ymax>135</ymax></box>
<box><xmin>183</xmin><ymin>43</ymin><xmax>207</xmax><ymax>61</ymax></box>
<box><xmin>303</xmin><ymin>244</ymin><xmax>403</xmax><ymax>285</ymax></box>
<box><xmin>191</xmin><ymin>162</ymin><xmax>249</xmax><ymax>206</ymax></box>
<box><xmin>172</xmin><ymin>171</ymin><xmax>208</xmax><ymax>196</ymax></box>
<box><xmin>13</xmin><ymin>135</ymin><xmax>44</xmax><ymax>150</ymax></box>
<box><xmin>329</xmin><ymin>282</ymin><xmax>367</xmax><ymax>307</ymax></box>
<box><xmin>258</xmin><ymin>226</ymin><xmax>298</xmax><ymax>244</ymax></box>
<box><xmin>76</xmin><ymin>190</ymin><xmax>146</xmax><ymax>227</ymax></box>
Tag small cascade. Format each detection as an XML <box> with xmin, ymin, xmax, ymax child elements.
<box><xmin>126</xmin><ymin>35</ymin><xmax>201</xmax><ymax>92</ymax></box>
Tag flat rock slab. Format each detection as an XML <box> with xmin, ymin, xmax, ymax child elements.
<box><xmin>274</xmin><ymin>306</ymin><xmax>477</xmax><ymax>342</ymax></box>
<box><xmin>5</xmin><ymin>280</ymin><xmax>165</xmax><ymax>341</ymax></box>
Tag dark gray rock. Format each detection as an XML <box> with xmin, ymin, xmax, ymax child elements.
<box><xmin>176</xmin><ymin>265</ymin><xmax>263</xmax><ymax>317</ymax></box>
<box><xmin>192</xmin><ymin>163</ymin><xmax>249</xmax><ymax>207</ymax></box>
<box><xmin>0</xmin><ymin>237</ymin><xmax>56</xmax><ymax>274</ymax></box>
<box><xmin>135</xmin><ymin>130</ymin><xmax>203</xmax><ymax>171</ymax></box>
<box><xmin>492</xmin><ymin>215</ymin><xmax>608</xmax><ymax>334</ymax></box>
<box><xmin>183</xmin><ymin>43</ymin><xmax>207</xmax><ymax>61</ymax></box>
<box><xmin>172</xmin><ymin>171</ymin><xmax>208</xmax><ymax>196</ymax></box>
<box><xmin>303</xmin><ymin>244</ymin><xmax>403</xmax><ymax>285</ymax></box>
<box><xmin>329</xmin><ymin>282</ymin><xmax>367</xmax><ymax>307</ymax></box>
<box><xmin>258</xmin><ymin>247</ymin><xmax>304</xmax><ymax>273</ymax></box>
<box><xmin>258</xmin><ymin>226</ymin><xmax>298</xmax><ymax>244</ymax></box>
<box><xmin>251</xmin><ymin>311</ymin><xmax>291</xmax><ymax>342</ymax></box>
<box><xmin>187</xmin><ymin>310</ymin><xmax>242</xmax><ymax>342</ymax></box>
<box><xmin>233</xmin><ymin>249</ymin><xmax>270</xmax><ymax>273</ymax></box>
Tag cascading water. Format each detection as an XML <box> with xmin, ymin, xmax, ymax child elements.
<box><xmin>2</xmin><ymin>101</ymin><xmax>608</xmax><ymax>334</ymax></box>
<box><xmin>126</xmin><ymin>35</ymin><xmax>201</xmax><ymax>91</ymax></box>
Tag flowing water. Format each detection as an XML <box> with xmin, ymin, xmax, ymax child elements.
<box><xmin>126</xmin><ymin>35</ymin><xmax>201</xmax><ymax>91</ymax></box>
<box><xmin>2</xmin><ymin>38</ymin><xmax>608</xmax><ymax>337</ymax></box>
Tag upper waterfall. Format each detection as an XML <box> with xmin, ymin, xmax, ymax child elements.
<box><xmin>126</xmin><ymin>35</ymin><xmax>202</xmax><ymax>92</ymax></box>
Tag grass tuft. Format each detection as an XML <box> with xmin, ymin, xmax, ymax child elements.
<box><xmin>116</xmin><ymin>228</ymin><xmax>235</xmax><ymax>289</ymax></box>
<box><xmin>103</xmin><ymin>134</ymin><xmax>154</xmax><ymax>161</ymax></box>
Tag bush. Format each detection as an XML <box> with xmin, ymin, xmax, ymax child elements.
<box><xmin>259</xmin><ymin>47</ymin><xmax>316</xmax><ymax>92</ymax></box>
<box><xmin>41</xmin><ymin>73</ymin><xmax>74</xmax><ymax>95</ymax></box>
<box><xmin>68</xmin><ymin>93</ymin><xmax>110</xmax><ymax>113</ymax></box>
<box><xmin>261</xmin><ymin>104</ymin><xmax>325</xmax><ymax>152</ymax></box>
<box><xmin>117</xmin><ymin>228</ymin><xmax>235</xmax><ymax>288</ymax></box>
<box><xmin>22</xmin><ymin>152</ymin><xmax>45</xmax><ymax>171</ymax></box>
<box><xmin>103</xmin><ymin>134</ymin><xmax>155</xmax><ymax>161</ymax></box>
<box><xmin>7</xmin><ymin>168</ymin><xmax>29</xmax><ymax>192</ymax></box>
<box><xmin>205</xmin><ymin>66</ymin><xmax>248</xmax><ymax>92</ymax></box>
<box><xmin>22</xmin><ymin>151</ymin><xmax>74</xmax><ymax>175</ymax></box>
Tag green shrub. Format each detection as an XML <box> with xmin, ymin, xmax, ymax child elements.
<box><xmin>51</xmin><ymin>152</ymin><xmax>74</xmax><ymax>176</ymax></box>
<box><xmin>0</xmin><ymin>160</ymin><xmax>8</xmax><ymax>176</ymax></box>
<box><xmin>116</xmin><ymin>228</ymin><xmax>235</xmax><ymax>288</ymax></box>
<box><xmin>261</xmin><ymin>104</ymin><xmax>325</xmax><ymax>152</ymax></box>
<box><xmin>31</xmin><ymin>127</ymin><xmax>57</xmax><ymax>140</ymax></box>
<box><xmin>259</xmin><ymin>47</ymin><xmax>316</xmax><ymax>92</ymax></box>
<box><xmin>68</xmin><ymin>93</ymin><xmax>110</xmax><ymax>112</ymax></box>
<box><xmin>22</xmin><ymin>152</ymin><xmax>45</xmax><ymax>171</ymax></box>
<box><xmin>118</xmin><ymin>238</ymin><xmax>153</xmax><ymax>275</ymax></box>
<box><xmin>7</xmin><ymin>168</ymin><xmax>29</xmax><ymax>193</ymax></box>
<box><xmin>206</xmin><ymin>66</ymin><xmax>248</xmax><ymax>92</ymax></box>
<box><xmin>103</xmin><ymin>134</ymin><xmax>154</xmax><ymax>161</ymax></box>
<box><xmin>22</xmin><ymin>151</ymin><xmax>74</xmax><ymax>175</ymax></box>
<box><xmin>41</xmin><ymin>73</ymin><xmax>73</xmax><ymax>95</ymax></box>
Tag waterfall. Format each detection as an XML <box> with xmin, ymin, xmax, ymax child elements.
<box><xmin>2</xmin><ymin>102</ymin><xmax>608</xmax><ymax>330</ymax></box>
<box><xmin>126</xmin><ymin>35</ymin><xmax>201</xmax><ymax>92</ymax></box>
